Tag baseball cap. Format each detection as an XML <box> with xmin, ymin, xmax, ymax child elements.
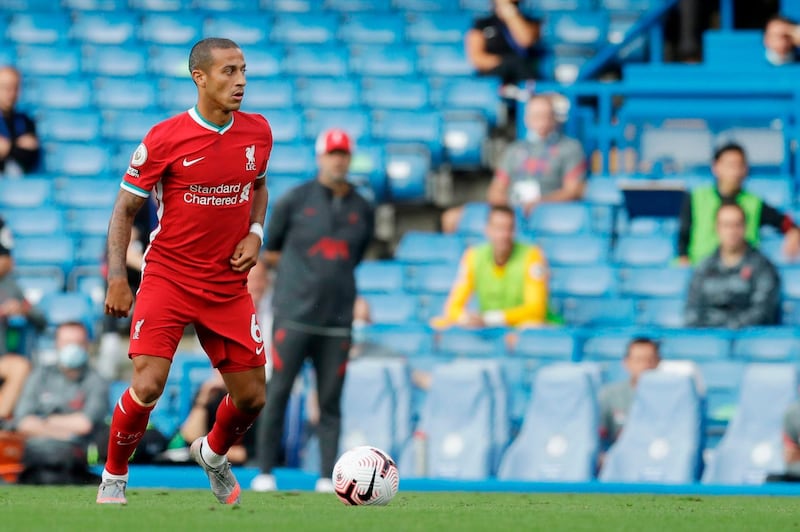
<box><xmin>315</xmin><ymin>128</ymin><xmax>353</xmax><ymax>155</ymax></box>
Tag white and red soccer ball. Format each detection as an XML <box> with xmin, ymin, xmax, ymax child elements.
<box><xmin>332</xmin><ymin>446</ymin><xmax>400</xmax><ymax>506</ymax></box>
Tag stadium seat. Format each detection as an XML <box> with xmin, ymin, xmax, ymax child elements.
<box><xmin>15</xmin><ymin>272</ymin><xmax>64</xmax><ymax>306</ymax></box>
<box><xmin>618</xmin><ymin>266</ymin><xmax>690</xmax><ymax>299</ymax></box>
<box><xmin>385</xmin><ymin>145</ymin><xmax>432</xmax><ymax>201</ymax></box>
<box><xmin>443</xmin><ymin>112</ymin><xmax>488</xmax><ymax>169</ymax></box>
<box><xmin>338</xmin><ymin>13</ymin><xmax>405</xmax><ymax>44</ymax></box>
<box><xmin>194</xmin><ymin>0</ymin><xmax>261</xmax><ymax>10</ymax></box>
<box><xmin>349</xmin><ymin>45</ymin><xmax>417</xmax><ymax>77</ymax></box>
<box><xmin>635</xmin><ymin>298</ymin><xmax>685</xmax><ymax>328</ymax></box>
<box><xmin>129</xmin><ymin>0</ymin><xmax>190</xmax><ymax>11</ymax></box>
<box><xmin>236</xmin><ymin>46</ymin><xmax>284</xmax><ymax>78</ymax></box>
<box><xmin>395</xmin><ymin>231</ymin><xmax>463</xmax><ymax>264</ymax></box>
<box><xmin>417</xmin><ymin>293</ymin><xmax>449</xmax><ymax>323</ymax></box>
<box><xmin>550</xmin><ymin>265</ymin><xmax>617</xmax><ymax>298</ymax></box>
<box><xmin>55</xmin><ymin>178</ymin><xmax>119</xmax><ymax>209</ymax></box>
<box><xmin>256</xmin><ymin>109</ymin><xmax>302</xmax><ymax>143</ymax></box>
<box><xmin>498</xmin><ymin>364</ymin><xmax>598</xmax><ymax>481</ymax></box>
<box><xmin>394</xmin><ymin>0</ymin><xmax>460</xmax><ymax>10</ymax></box>
<box><xmin>71</xmin><ymin>12</ymin><xmax>137</xmax><ymax>45</ymax></box>
<box><xmin>717</xmin><ymin>127</ymin><xmax>786</xmax><ymax>173</ymax></box>
<box><xmin>45</xmin><ymin>143</ymin><xmax>113</xmax><ymax>177</ymax></box>
<box><xmin>349</xmin><ymin>141</ymin><xmax>388</xmax><ymax>201</ymax></box>
<box><xmin>362</xmin><ymin>323</ymin><xmax>434</xmax><ymax>357</ymax></box>
<box><xmin>436</xmin><ymin>328</ymin><xmax>505</xmax><ymax>358</ymax></box>
<box><xmin>637</xmin><ymin>126</ymin><xmax>713</xmax><ymax>173</ymax></box>
<box><xmin>613</xmin><ymin>235</ymin><xmax>675</xmax><ymax>267</ymax></box>
<box><xmin>355</xmin><ymin>260</ymin><xmax>405</xmax><ymax>294</ymax></box>
<box><xmin>146</xmin><ymin>45</ymin><xmax>191</xmax><ymax>78</ymax></box>
<box><xmin>561</xmin><ymin>296</ymin><xmax>637</xmax><ymax>327</ymax></box>
<box><xmin>702</xmin><ymin>364</ymin><xmax>798</xmax><ymax>484</ymax></box>
<box><xmin>455</xmin><ymin>202</ymin><xmax>491</xmax><ymax>237</ymax></box>
<box><xmin>584</xmin><ymin>176</ymin><xmax>623</xmax><ymax>206</ymax></box>
<box><xmin>2</xmin><ymin>208</ymin><xmax>65</xmax><ymax>237</ymax></box>
<box><xmin>699</xmin><ymin>360</ymin><xmax>746</xmax><ymax>434</ymax></box>
<box><xmin>37</xmin><ymin>110</ymin><xmax>102</xmax><ymax>143</ymax></box>
<box><xmin>404</xmin><ymin>262</ymin><xmax>459</xmax><ymax>295</ymax></box>
<box><xmin>362</xmin><ymin>78</ymin><xmax>430</xmax><ymax>110</ymax></box>
<box><xmin>271</xmin><ymin>13</ymin><xmax>339</xmax><ymax>44</ymax></box>
<box><xmin>731</xmin><ymin>327</ymin><xmax>800</xmax><ymax>362</ymax></box>
<box><xmin>513</xmin><ymin>328</ymin><xmax>578</xmax><ymax>361</ymax></box>
<box><xmin>295</xmin><ymin>77</ymin><xmax>360</xmax><ymax>109</ymax></box>
<box><xmin>581</xmin><ymin>328</ymin><xmax>641</xmax><ymax>361</ymax></box>
<box><xmin>417</xmin><ymin>43</ymin><xmax>474</xmax><ymax>77</ymax></box>
<box><xmin>157</xmin><ymin>78</ymin><xmax>201</xmax><ymax>113</ymax></box>
<box><xmin>66</xmin><ymin>209</ymin><xmax>113</xmax><ymax>237</ymax></box>
<box><xmin>140</xmin><ymin>13</ymin><xmax>205</xmax><ymax>46</ymax></box>
<box><xmin>303</xmin><ymin>108</ymin><xmax>371</xmax><ymax>144</ymax></box>
<box><xmin>15</xmin><ymin>45</ymin><xmax>81</xmax><ymax>77</ymax></box>
<box><xmin>543</xmin><ymin>11</ymin><xmax>609</xmax><ymax>48</ymax></box>
<box><xmin>267</xmin><ymin>144</ymin><xmax>317</xmax><ymax>176</ymax></box>
<box><xmin>526</xmin><ymin>0</ymin><xmax>596</xmax><ymax>12</ymax></box>
<box><xmin>74</xmin><ymin>237</ymin><xmax>107</xmax><ymax>266</ymax></box>
<box><xmin>372</xmin><ymin>110</ymin><xmax>442</xmax><ymax>153</ymax></box>
<box><xmin>0</xmin><ymin>178</ymin><xmax>52</xmax><ymax>209</ymax></box>
<box><xmin>284</xmin><ymin>45</ymin><xmax>349</xmax><ymax>76</ymax></box>
<box><xmin>94</xmin><ymin>78</ymin><xmax>159</xmax><ymax>111</ymax></box>
<box><xmin>406</xmin><ymin>13</ymin><xmax>473</xmax><ymax>44</ymax></box>
<box><xmin>658</xmin><ymin>329</ymin><xmax>733</xmax><ymax>361</ymax></box>
<box><xmin>437</xmin><ymin>77</ymin><xmax>501</xmax><ymax>125</ymax></box>
<box><xmin>6</xmin><ymin>13</ymin><xmax>70</xmax><ymax>45</ymax></box>
<box><xmin>63</xmin><ymin>0</ymin><xmax>128</xmax><ymax>9</ymax></box>
<box><xmin>82</xmin><ymin>45</ymin><xmax>148</xmax><ymax>78</ymax></box>
<box><xmin>38</xmin><ymin>291</ymin><xmax>96</xmax><ymax>329</ymax></box>
<box><xmin>22</xmin><ymin>77</ymin><xmax>92</xmax><ymax>110</ymax></box>
<box><xmin>203</xmin><ymin>13</ymin><xmax>272</xmax><ymax>46</ymax></box>
<box><xmin>527</xmin><ymin>203</ymin><xmax>593</xmax><ymax>236</ymax></box>
<box><xmin>744</xmin><ymin>176</ymin><xmax>793</xmax><ymax>210</ymax></box>
<box><xmin>538</xmin><ymin>234</ymin><xmax>610</xmax><ymax>266</ymax></box>
<box><xmin>597</xmin><ymin>0</ymin><xmax>661</xmax><ymax>10</ymax></box>
<box><xmin>265</xmin><ymin>0</ymin><xmax>317</xmax><ymax>12</ymax></box>
<box><xmin>600</xmin><ymin>371</ymin><xmax>702</xmax><ymax>483</ymax></box>
<box><xmin>361</xmin><ymin>293</ymin><xmax>419</xmax><ymax>325</ymax></box>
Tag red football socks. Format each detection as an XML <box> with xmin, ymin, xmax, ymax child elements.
<box><xmin>205</xmin><ymin>394</ymin><xmax>260</xmax><ymax>456</ymax></box>
<box><xmin>105</xmin><ymin>388</ymin><xmax>155</xmax><ymax>476</ymax></box>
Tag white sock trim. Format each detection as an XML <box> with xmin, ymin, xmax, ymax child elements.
<box><xmin>200</xmin><ymin>437</ymin><xmax>226</xmax><ymax>468</ymax></box>
<box><xmin>102</xmin><ymin>469</ymin><xmax>129</xmax><ymax>483</ymax></box>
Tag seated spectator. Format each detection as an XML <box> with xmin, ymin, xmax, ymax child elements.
<box><xmin>677</xmin><ymin>143</ymin><xmax>800</xmax><ymax>265</ymax></box>
<box><xmin>433</xmin><ymin>205</ymin><xmax>550</xmax><ymax>329</ymax></box>
<box><xmin>764</xmin><ymin>16</ymin><xmax>800</xmax><ymax>66</ymax></box>
<box><xmin>0</xmin><ymin>66</ymin><xmax>40</xmax><ymax>176</ymax></box>
<box><xmin>466</xmin><ymin>0</ymin><xmax>540</xmax><ymax>85</ymax></box>
<box><xmin>441</xmin><ymin>94</ymin><xmax>586</xmax><ymax>233</ymax></box>
<box><xmin>685</xmin><ymin>203</ymin><xmax>780</xmax><ymax>328</ymax></box>
<box><xmin>783</xmin><ymin>400</ymin><xmax>800</xmax><ymax>475</ymax></box>
<box><xmin>599</xmin><ymin>337</ymin><xmax>661</xmax><ymax>450</ymax></box>
<box><xmin>13</xmin><ymin>321</ymin><xmax>108</xmax><ymax>484</ymax></box>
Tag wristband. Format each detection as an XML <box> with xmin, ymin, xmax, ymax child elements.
<box><xmin>483</xmin><ymin>310</ymin><xmax>507</xmax><ymax>327</ymax></box>
<box><xmin>249</xmin><ymin>222</ymin><xmax>264</xmax><ymax>244</ymax></box>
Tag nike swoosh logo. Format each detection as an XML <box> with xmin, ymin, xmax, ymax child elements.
<box><xmin>356</xmin><ymin>468</ymin><xmax>376</xmax><ymax>502</ymax></box>
<box><xmin>117</xmin><ymin>440</ymin><xmax>138</xmax><ymax>446</ymax></box>
<box><xmin>182</xmin><ymin>156</ymin><xmax>205</xmax><ymax>167</ymax></box>
<box><xmin>256</xmin><ymin>344</ymin><xmax>264</xmax><ymax>355</ymax></box>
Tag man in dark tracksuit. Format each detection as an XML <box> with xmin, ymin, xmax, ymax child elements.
<box><xmin>252</xmin><ymin>129</ymin><xmax>374</xmax><ymax>492</ymax></box>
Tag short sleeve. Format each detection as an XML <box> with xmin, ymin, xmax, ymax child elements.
<box><xmin>120</xmin><ymin>128</ymin><xmax>171</xmax><ymax>198</ymax></box>
<box><xmin>257</xmin><ymin>116</ymin><xmax>274</xmax><ymax>180</ymax></box>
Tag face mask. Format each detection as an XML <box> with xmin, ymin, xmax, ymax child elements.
<box><xmin>766</xmin><ymin>49</ymin><xmax>793</xmax><ymax>66</ymax></box>
<box><xmin>58</xmin><ymin>343</ymin><xmax>88</xmax><ymax>369</ymax></box>
<box><xmin>351</xmin><ymin>320</ymin><xmax>368</xmax><ymax>345</ymax></box>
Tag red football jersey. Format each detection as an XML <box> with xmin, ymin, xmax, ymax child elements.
<box><xmin>121</xmin><ymin>107</ymin><xmax>273</xmax><ymax>291</ymax></box>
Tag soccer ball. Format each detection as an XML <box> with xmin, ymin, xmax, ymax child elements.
<box><xmin>332</xmin><ymin>446</ymin><xmax>400</xmax><ymax>506</ymax></box>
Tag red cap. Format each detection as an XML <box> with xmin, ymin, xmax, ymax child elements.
<box><xmin>315</xmin><ymin>128</ymin><xmax>353</xmax><ymax>155</ymax></box>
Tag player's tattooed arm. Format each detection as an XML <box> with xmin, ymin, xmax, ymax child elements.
<box><xmin>250</xmin><ymin>177</ymin><xmax>268</xmax><ymax>228</ymax></box>
<box><xmin>107</xmin><ymin>190</ymin><xmax>147</xmax><ymax>281</ymax></box>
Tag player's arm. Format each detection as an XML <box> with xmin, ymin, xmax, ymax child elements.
<box><xmin>488</xmin><ymin>248</ymin><xmax>548</xmax><ymax>327</ymax></box>
<box><xmin>441</xmin><ymin>249</ymin><xmax>477</xmax><ymax>324</ymax></box>
<box><xmin>264</xmin><ymin>191</ymin><xmax>293</xmax><ymax>267</ymax></box>
<box><xmin>231</xmin><ymin>177</ymin><xmax>268</xmax><ymax>272</ymax></box>
<box><xmin>106</xmin><ymin>190</ymin><xmax>147</xmax><ymax>318</ymax></box>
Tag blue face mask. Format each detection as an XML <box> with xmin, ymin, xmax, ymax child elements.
<box><xmin>766</xmin><ymin>48</ymin><xmax>793</xmax><ymax>66</ymax></box>
<box><xmin>351</xmin><ymin>320</ymin><xmax>368</xmax><ymax>345</ymax></box>
<box><xmin>58</xmin><ymin>343</ymin><xmax>88</xmax><ymax>369</ymax></box>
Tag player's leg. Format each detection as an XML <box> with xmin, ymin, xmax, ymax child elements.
<box><xmin>309</xmin><ymin>334</ymin><xmax>351</xmax><ymax>492</ymax></box>
<box><xmin>252</xmin><ymin>323</ymin><xmax>312</xmax><ymax>491</ymax></box>
<box><xmin>0</xmin><ymin>353</ymin><xmax>30</xmax><ymax>421</ymax></box>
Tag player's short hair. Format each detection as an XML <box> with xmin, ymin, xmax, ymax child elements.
<box><xmin>713</xmin><ymin>142</ymin><xmax>747</xmax><ymax>163</ymax></box>
<box><xmin>625</xmin><ymin>337</ymin><xmax>660</xmax><ymax>359</ymax></box>
<box><xmin>188</xmin><ymin>37</ymin><xmax>240</xmax><ymax>74</ymax></box>
<box><xmin>487</xmin><ymin>204</ymin><xmax>515</xmax><ymax>221</ymax></box>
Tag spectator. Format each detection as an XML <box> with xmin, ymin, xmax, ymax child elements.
<box><xmin>783</xmin><ymin>400</ymin><xmax>800</xmax><ymax>474</ymax></box>
<box><xmin>441</xmin><ymin>94</ymin><xmax>586</xmax><ymax>233</ymax></box>
<box><xmin>764</xmin><ymin>15</ymin><xmax>800</xmax><ymax>65</ymax></box>
<box><xmin>13</xmin><ymin>321</ymin><xmax>108</xmax><ymax>484</ymax></box>
<box><xmin>433</xmin><ymin>205</ymin><xmax>550</xmax><ymax>329</ymax></box>
<box><xmin>0</xmin><ymin>66</ymin><xmax>40</xmax><ymax>176</ymax></box>
<box><xmin>685</xmin><ymin>203</ymin><xmax>780</xmax><ymax>328</ymax></box>
<box><xmin>677</xmin><ymin>143</ymin><xmax>800</xmax><ymax>265</ymax></box>
<box><xmin>599</xmin><ymin>337</ymin><xmax>661</xmax><ymax>450</ymax></box>
<box><xmin>466</xmin><ymin>0</ymin><xmax>541</xmax><ymax>85</ymax></box>
<box><xmin>252</xmin><ymin>128</ymin><xmax>374</xmax><ymax>493</ymax></box>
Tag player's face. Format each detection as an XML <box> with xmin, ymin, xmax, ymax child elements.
<box><xmin>716</xmin><ymin>206</ymin><xmax>747</xmax><ymax>252</ymax></box>
<box><xmin>713</xmin><ymin>150</ymin><xmax>748</xmax><ymax>194</ymax></box>
<box><xmin>486</xmin><ymin>211</ymin><xmax>515</xmax><ymax>256</ymax></box>
<box><xmin>318</xmin><ymin>151</ymin><xmax>352</xmax><ymax>185</ymax></box>
<box><xmin>55</xmin><ymin>323</ymin><xmax>88</xmax><ymax>350</ymax></box>
<box><xmin>200</xmin><ymin>47</ymin><xmax>247</xmax><ymax>112</ymax></box>
<box><xmin>625</xmin><ymin>343</ymin><xmax>659</xmax><ymax>384</ymax></box>
<box><xmin>0</xmin><ymin>68</ymin><xmax>20</xmax><ymax>114</ymax></box>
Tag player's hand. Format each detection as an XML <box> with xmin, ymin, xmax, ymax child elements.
<box><xmin>230</xmin><ymin>233</ymin><xmax>261</xmax><ymax>272</ymax></box>
<box><xmin>783</xmin><ymin>228</ymin><xmax>800</xmax><ymax>261</ymax></box>
<box><xmin>15</xmin><ymin>133</ymin><xmax>39</xmax><ymax>150</ymax></box>
<box><xmin>105</xmin><ymin>278</ymin><xmax>134</xmax><ymax>318</ymax></box>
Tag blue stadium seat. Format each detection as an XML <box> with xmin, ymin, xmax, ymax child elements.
<box><xmin>759</xmin><ymin>238</ymin><xmax>792</xmax><ymax>267</ymax></box>
<box><xmin>598</xmin><ymin>0</ymin><xmax>661</xmax><ymax>10</ymax></box>
<box><xmin>22</xmin><ymin>77</ymin><xmax>92</xmax><ymax>110</ymax></box>
<box><xmin>658</xmin><ymin>329</ymin><xmax>733</xmax><ymax>361</ymax></box>
<box><xmin>443</xmin><ymin>112</ymin><xmax>488</xmax><ymax>169</ymax></box>
<box><xmin>561</xmin><ymin>296</ymin><xmax>637</xmax><ymax>327</ymax></box>
<box><xmin>638</xmin><ymin>126</ymin><xmax>713</xmax><ymax>173</ymax></box>
<box><xmin>147</xmin><ymin>45</ymin><xmax>193</xmax><ymax>78</ymax></box>
<box><xmin>55</xmin><ymin>178</ymin><xmax>119</xmax><ymax>209</ymax></box>
<box><xmin>703</xmin><ymin>364</ymin><xmax>798</xmax><ymax>484</ymax></box>
<box><xmin>82</xmin><ymin>45</ymin><xmax>148</xmax><ymax>78</ymax></box>
<box><xmin>618</xmin><ymin>266</ymin><xmax>690</xmax><ymax>299</ymax></box>
<box><xmin>349</xmin><ymin>45</ymin><xmax>417</xmax><ymax>77</ymax></box>
<box><xmin>717</xmin><ymin>128</ymin><xmax>786</xmax><ymax>173</ymax></box>
<box><xmin>303</xmin><ymin>108</ymin><xmax>371</xmax><ymax>144</ymax></box>
<box><xmin>271</xmin><ymin>13</ymin><xmax>339</xmax><ymax>44</ymax></box>
<box><xmin>616</xmin><ymin>215</ymin><xmax>680</xmax><ymax>237</ymax></box>
<box><xmin>584</xmin><ymin>177</ymin><xmax>623</xmax><ymax>206</ymax></box>
<box><xmin>550</xmin><ymin>265</ymin><xmax>617</xmax><ymax>298</ymax></box>
<box><xmin>781</xmin><ymin>267</ymin><xmax>800</xmax><ymax>300</ymax></box>
<box><xmin>102</xmin><ymin>110</ymin><xmax>165</xmax><ymax>143</ymax></box>
<box><xmin>194</xmin><ymin>0</ymin><xmax>261</xmax><ymax>9</ymax></box>
<box><xmin>404</xmin><ymin>262</ymin><xmax>459</xmax><ymax>295</ymax></box>
<box><xmin>744</xmin><ymin>176</ymin><xmax>793</xmax><ymax>210</ymax></box>
<box><xmin>6</xmin><ymin>13</ymin><xmax>70</xmax><ymax>45</ymax></box>
<box><xmin>38</xmin><ymin>291</ymin><xmax>96</xmax><ymax>328</ymax></box>
<box><xmin>437</xmin><ymin>77</ymin><xmax>501</xmax><ymax>125</ymax></box>
<box><xmin>338</xmin><ymin>13</ymin><xmax>405</xmax><ymax>44</ymax></box>
<box><xmin>417</xmin><ymin>293</ymin><xmax>448</xmax><ymax>322</ymax></box>
<box><xmin>455</xmin><ymin>202</ymin><xmax>490</xmax><ymax>237</ymax></box>
<box><xmin>264</xmin><ymin>0</ymin><xmax>317</xmax><ymax>11</ymax></box>
<box><xmin>236</xmin><ymin>46</ymin><xmax>284</xmax><ymax>78</ymax></box>
<box><xmin>203</xmin><ymin>13</ymin><xmax>273</xmax><ymax>46</ymax></box>
<box><xmin>498</xmin><ymin>364</ymin><xmax>598</xmax><ymax>481</ymax></box>
<box><xmin>264</xmin><ymin>176</ymin><xmax>304</xmax><ymax>205</ymax></box>
<box><xmin>356</xmin><ymin>260</ymin><xmax>405</xmax><ymax>294</ymax></box>
<box><xmin>538</xmin><ymin>234</ymin><xmax>609</xmax><ymax>266</ymax></box>
<box><xmin>406</xmin><ymin>12</ymin><xmax>473</xmax><ymax>44</ymax></box>
<box><xmin>527</xmin><ymin>203</ymin><xmax>592</xmax><ymax>236</ymax></box>
<box><xmin>0</xmin><ymin>178</ymin><xmax>52</xmax><ymax>209</ymax></box>
<box><xmin>350</xmin><ymin>142</ymin><xmax>388</xmax><ymax>202</ymax></box>
<box><xmin>385</xmin><ymin>145</ymin><xmax>432</xmax><ymax>201</ymax></box>
<box><xmin>157</xmin><ymin>78</ymin><xmax>196</xmax><ymax>112</ymax></box>
<box><xmin>94</xmin><ymin>78</ymin><xmax>158</xmax><ymax>111</ymax></box>
<box><xmin>45</xmin><ymin>143</ymin><xmax>113</xmax><ymax>177</ymax></box>
<box><xmin>296</xmin><ymin>77</ymin><xmax>360</xmax><ymax>110</ymax></box>
<box><xmin>362</xmin><ymin>293</ymin><xmax>419</xmax><ymax>324</ymax></box>
<box><xmin>37</xmin><ymin>110</ymin><xmax>102</xmax><ymax>143</ymax></box>
<box><xmin>732</xmin><ymin>327</ymin><xmax>800</xmax><ymax>362</ymax></box>
<box><xmin>327</xmin><ymin>0</ymin><xmax>392</xmax><ymax>9</ymax></box>
<box><xmin>74</xmin><ymin>237</ymin><xmax>107</xmax><ymax>266</ymax></box>
<box><xmin>437</xmin><ymin>328</ymin><xmax>505</xmax><ymax>358</ymax></box>
<box><xmin>13</xmin><ymin>236</ymin><xmax>76</xmax><ymax>277</ymax></box>
<box><xmin>613</xmin><ymin>235</ymin><xmax>675</xmax><ymax>267</ymax></box>
<box><xmin>699</xmin><ymin>360</ymin><xmax>745</xmax><ymax>433</ymax></box>
<box><xmin>525</xmin><ymin>0</ymin><xmax>594</xmax><ymax>9</ymax></box>
<box><xmin>543</xmin><ymin>11</ymin><xmax>609</xmax><ymax>47</ymax></box>
<box><xmin>267</xmin><ymin>144</ymin><xmax>316</xmax><ymax>176</ymax></box>
<box><xmin>600</xmin><ymin>371</ymin><xmax>702</xmax><ymax>483</ymax></box>
<box><xmin>514</xmin><ymin>328</ymin><xmax>578</xmax><ymax>361</ymax></box>
<box><xmin>251</xmin><ymin>110</ymin><xmax>301</xmax><ymax>143</ymax></box>
<box><xmin>362</xmin><ymin>323</ymin><xmax>434</xmax><ymax>357</ymax></box>
<box><xmin>2</xmin><ymin>208</ymin><xmax>65</xmax><ymax>237</ymax></box>
<box><xmin>66</xmin><ymin>209</ymin><xmax>113</xmax><ymax>237</ymax></box>
<box><xmin>362</xmin><ymin>78</ymin><xmax>430</xmax><ymax>110</ymax></box>
<box><xmin>417</xmin><ymin>44</ymin><xmax>474</xmax><ymax>76</ymax></box>
<box><xmin>284</xmin><ymin>45</ymin><xmax>349</xmax><ymax>76</ymax></box>
<box><xmin>394</xmin><ymin>0</ymin><xmax>460</xmax><ymax>10</ymax></box>
<box><xmin>15</xmin><ymin>272</ymin><xmax>64</xmax><ymax>306</ymax></box>
<box><xmin>2</xmin><ymin>0</ymin><xmax>64</xmax><ymax>9</ymax></box>
<box><xmin>15</xmin><ymin>45</ymin><xmax>81</xmax><ymax>77</ymax></box>
<box><xmin>372</xmin><ymin>110</ymin><xmax>442</xmax><ymax>150</ymax></box>
<box><xmin>581</xmin><ymin>328</ymin><xmax>642</xmax><ymax>361</ymax></box>
<box><xmin>635</xmin><ymin>298</ymin><xmax>685</xmax><ymax>328</ymax></box>
<box><xmin>140</xmin><ymin>13</ymin><xmax>204</xmax><ymax>46</ymax></box>
<box><xmin>63</xmin><ymin>0</ymin><xmax>128</xmax><ymax>9</ymax></box>
<box><xmin>395</xmin><ymin>232</ymin><xmax>463</xmax><ymax>264</ymax></box>
<box><xmin>129</xmin><ymin>0</ymin><xmax>190</xmax><ymax>10</ymax></box>
<box><xmin>71</xmin><ymin>12</ymin><xmax>137</xmax><ymax>45</ymax></box>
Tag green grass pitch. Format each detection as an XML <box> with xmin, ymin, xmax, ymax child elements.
<box><xmin>0</xmin><ymin>487</ymin><xmax>798</xmax><ymax>531</ymax></box>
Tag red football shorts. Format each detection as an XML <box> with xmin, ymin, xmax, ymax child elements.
<box><xmin>128</xmin><ymin>273</ymin><xmax>267</xmax><ymax>373</ymax></box>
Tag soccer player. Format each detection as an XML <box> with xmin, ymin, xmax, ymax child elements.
<box><xmin>96</xmin><ymin>38</ymin><xmax>273</xmax><ymax>505</ymax></box>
